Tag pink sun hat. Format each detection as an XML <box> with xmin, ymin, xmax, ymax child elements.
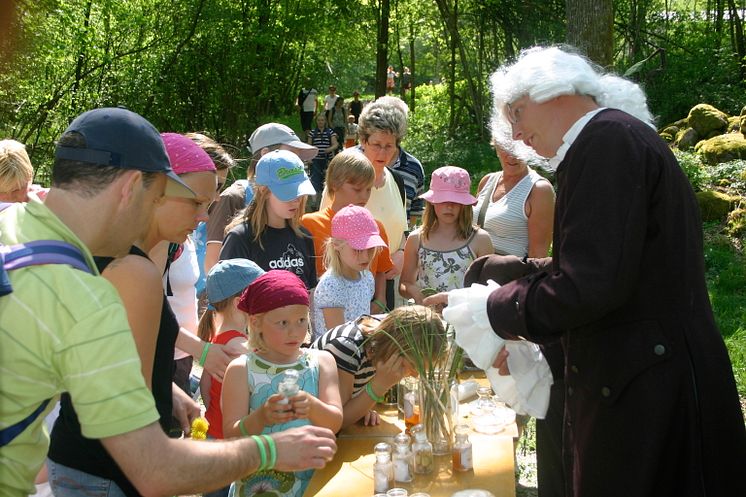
<box><xmin>331</xmin><ymin>205</ymin><xmax>387</xmax><ymax>251</ymax></box>
<box><xmin>161</xmin><ymin>132</ymin><xmax>216</xmax><ymax>174</ymax></box>
<box><xmin>419</xmin><ymin>166</ymin><xmax>477</xmax><ymax>205</ymax></box>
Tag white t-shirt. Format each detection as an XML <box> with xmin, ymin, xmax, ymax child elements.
<box><xmin>366</xmin><ymin>168</ymin><xmax>407</xmax><ymax>250</ymax></box>
<box><xmin>301</xmin><ymin>88</ymin><xmax>318</xmax><ymax>112</ymax></box>
<box><xmin>165</xmin><ymin>237</ymin><xmax>200</xmax><ymax>360</ymax></box>
<box><xmin>312</xmin><ymin>270</ymin><xmax>374</xmax><ymax>340</ymax></box>
<box><xmin>324</xmin><ymin>94</ymin><xmax>339</xmax><ymax>111</ymax></box>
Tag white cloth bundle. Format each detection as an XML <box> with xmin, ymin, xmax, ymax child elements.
<box><xmin>443</xmin><ymin>281</ymin><xmax>553</xmax><ymax>418</ymax></box>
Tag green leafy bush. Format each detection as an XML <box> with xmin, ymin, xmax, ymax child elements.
<box><xmin>708</xmin><ymin>160</ymin><xmax>746</xmax><ymax>197</ymax></box>
<box><xmin>674</xmin><ymin>150</ymin><xmax>710</xmax><ymax>191</ymax></box>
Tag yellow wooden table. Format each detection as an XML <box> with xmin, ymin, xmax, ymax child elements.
<box><xmin>305</xmin><ymin>392</ymin><xmax>518</xmax><ymax>497</ymax></box>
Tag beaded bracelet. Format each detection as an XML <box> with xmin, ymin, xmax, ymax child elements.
<box><xmin>261</xmin><ymin>434</ymin><xmax>277</xmax><ymax>470</ymax></box>
<box><xmin>365</xmin><ymin>382</ymin><xmax>385</xmax><ymax>403</ymax></box>
<box><xmin>198</xmin><ymin>342</ymin><xmax>211</xmax><ymax>367</ymax></box>
<box><xmin>250</xmin><ymin>435</ymin><xmax>267</xmax><ymax>471</ymax></box>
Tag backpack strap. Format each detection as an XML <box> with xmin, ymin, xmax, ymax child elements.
<box><xmin>0</xmin><ymin>232</ymin><xmax>93</xmax><ymax>447</ymax></box>
<box><xmin>0</xmin><ymin>398</ymin><xmax>51</xmax><ymax>447</ymax></box>
<box><xmin>1</xmin><ymin>240</ymin><xmax>94</xmax><ymax>297</ymax></box>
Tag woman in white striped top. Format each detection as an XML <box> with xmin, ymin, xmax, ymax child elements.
<box><xmin>473</xmin><ymin>141</ymin><xmax>555</xmax><ymax>258</ymax></box>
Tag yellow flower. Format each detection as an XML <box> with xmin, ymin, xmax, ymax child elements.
<box><xmin>191</xmin><ymin>416</ymin><xmax>209</xmax><ymax>440</ymax></box>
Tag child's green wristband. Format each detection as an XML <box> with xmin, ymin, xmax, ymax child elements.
<box><xmin>366</xmin><ymin>382</ymin><xmax>385</xmax><ymax>403</ymax></box>
<box><xmin>198</xmin><ymin>342</ymin><xmax>211</xmax><ymax>367</ymax></box>
<box><xmin>239</xmin><ymin>415</ymin><xmax>250</xmax><ymax>437</ymax></box>
<box><xmin>261</xmin><ymin>434</ymin><xmax>277</xmax><ymax>470</ymax></box>
<box><xmin>251</xmin><ymin>435</ymin><xmax>267</xmax><ymax>471</ymax></box>
<box><xmin>371</xmin><ymin>299</ymin><xmax>387</xmax><ymax>312</ymax></box>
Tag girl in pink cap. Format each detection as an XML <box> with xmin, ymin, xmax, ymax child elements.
<box><xmin>400</xmin><ymin>166</ymin><xmax>492</xmax><ymax>304</ymax></box>
<box><xmin>222</xmin><ymin>270</ymin><xmax>342</xmax><ymax>497</ymax></box>
<box><xmin>311</xmin><ymin>204</ymin><xmax>388</xmax><ymax>338</ymax></box>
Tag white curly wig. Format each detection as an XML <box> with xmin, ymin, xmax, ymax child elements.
<box><xmin>489</xmin><ymin>46</ymin><xmax>655</xmax><ymax>132</ymax></box>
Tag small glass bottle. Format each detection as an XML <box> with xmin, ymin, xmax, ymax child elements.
<box><xmin>392</xmin><ymin>432</ymin><xmax>413</xmax><ymax>483</ymax></box>
<box><xmin>277</xmin><ymin>369</ymin><xmax>300</xmax><ymax>406</ymax></box>
<box><xmin>451</xmin><ymin>424</ymin><xmax>473</xmax><ymax>472</ymax></box>
<box><xmin>410</xmin><ymin>423</ymin><xmax>433</xmax><ymax>475</ymax></box>
<box><xmin>373</xmin><ymin>442</ymin><xmax>394</xmax><ymax>493</ymax></box>
<box><xmin>401</xmin><ymin>377</ymin><xmax>419</xmax><ymax>432</ymax></box>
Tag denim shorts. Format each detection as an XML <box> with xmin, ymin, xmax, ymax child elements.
<box><xmin>47</xmin><ymin>460</ymin><xmax>127</xmax><ymax>497</ymax></box>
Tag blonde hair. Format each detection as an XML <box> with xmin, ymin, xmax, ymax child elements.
<box><xmin>325</xmin><ymin>149</ymin><xmax>374</xmax><ymax>194</ymax></box>
<box><xmin>364</xmin><ymin>305</ymin><xmax>445</xmax><ymax>366</ymax></box>
<box><xmin>0</xmin><ymin>140</ymin><xmax>33</xmax><ymax>193</ymax></box>
<box><xmin>197</xmin><ymin>296</ymin><xmax>242</xmax><ymax>343</ymax></box>
<box><xmin>225</xmin><ymin>185</ymin><xmax>307</xmax><ymax>248</ymax></box>
<box><xmin>420</xmin><ymin>201</ymin><xmax>476</xmax><ymax>242</ymax></box>
<box><xmin>323</xmin><ymin>237</ymin><xmax>380</xmax><ymax>277</ymax></box>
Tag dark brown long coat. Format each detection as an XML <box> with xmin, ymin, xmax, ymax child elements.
<box><xmin>485</xmin><ymin>109</ymin><xmax>746</xmax><ymax>497</ymax></box>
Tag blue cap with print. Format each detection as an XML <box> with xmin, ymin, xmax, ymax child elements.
<box><xmin>254</xmin><ymin>149</ymin><xmax>316</xmax><ymax>202</ymax></box>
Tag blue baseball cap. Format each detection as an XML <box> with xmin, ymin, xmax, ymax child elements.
<box><xmin>254</xmin><ymin>149</ymin><xmax>316</xmax><ymax>201</ymax></box>
<box><xmin>54</xmin><ymin>107</ymin><xmax>195</xmax><ymax>198</ymax></box>
<box><xmin>206</xmin><ymin>258</ymin><xmax>265</xmax><ymax>306</ymax></box>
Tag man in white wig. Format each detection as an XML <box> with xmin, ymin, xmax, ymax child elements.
<box><xmin>432</xmin><ymin>46</ymin><xmax>746</xmax><ymax>497</ymax></box>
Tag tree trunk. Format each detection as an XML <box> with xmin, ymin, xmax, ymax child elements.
<box><xmin>375</xmin><ymin>0</ymin><xmax>390</xmax><ymax>98</ymax></box>
<box><xmin>408</xmin><ymin>17</ymin><xmax>416</xmax><ymax>112</ymax></box>
<box><xmin>566</xmin><ymin>0</ymin><xmax>614</xmax><ymax>67</ymax></box>
<box><xmin>727</xmin><ymin>0</ymin><xmax>746</xmax><ymax>79</ymax></box>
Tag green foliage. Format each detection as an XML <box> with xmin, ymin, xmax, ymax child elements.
<box><xmin>703</xmin><ymin>222</ymin><xmax>746</xmax><ymax>396</ymax></box>
<box><xmin>406</xmin><ymin>83</ymin><xmax>501</xmax><ymax>185</ymax></box>
<box><xmin>708</xmin><ymin>160</ymin><xmax>746</xmax><ymax>197</ymax></box>
<box><xmin>673</xmin><ymin>150</ymin><xmax>710</xmax><ymax>191</ymax></box>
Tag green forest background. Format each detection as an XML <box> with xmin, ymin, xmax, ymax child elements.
<box><xmin>1</xmin><ymin>0</ymin><xmax>745</xmax><ymax>399</ymax></box>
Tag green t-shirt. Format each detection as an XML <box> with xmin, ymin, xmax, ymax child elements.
<box><xmin>0</xmin><ymin>199</ymin><xmax>159</xmax><ymax>497</ymax></box>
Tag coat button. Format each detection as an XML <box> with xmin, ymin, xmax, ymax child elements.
<box><xmin>654</xmin><ymin>344</ymin><xmax>666</xmax><ymax>356</ymax></box>
<box><xmin>570</xmin><ymin>365</ymin><xmax>579</xmax><ymax>374</ymax></box>
<box><xmin>601</xmin><ymin>386</ymin><xmax>611</xmax><ymax>398</ymax></box>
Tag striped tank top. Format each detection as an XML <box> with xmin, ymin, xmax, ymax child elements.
<box><xmin>473</xmin><ymin>168</ymin><xmax>543</xmax><ymax>257</ymax></box>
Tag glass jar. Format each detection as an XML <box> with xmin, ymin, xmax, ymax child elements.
<box><xmin>451</xmin><ymin>424</ymin><xmax>473</xmax><ymax>472</ymax></box>
<box><xmin>373</xmin><ymin>442</ymin><xmax>394</xmax><ymax>493</ymax></box>
<box><xmin>410</xmin><ymin>423</ymin><xmax>433</xmax><ymax>475</ymax></box>
<box><xmin>277</xmin><ymin>369</ymin><xmax>300</xmax><ymax>406</ymax></box>
<box><xmin>399</xmin><ymin>377</ymin><xmax>420</xmax><ymax>432</ymax></box>
<box><xmin>393</xmin><ymin>432</ymin><xmax>413</xmax><ymax>483</ymax></box>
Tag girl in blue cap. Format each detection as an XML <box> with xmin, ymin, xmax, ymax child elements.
<box><xmin>198</xmin><ymin>258</ymin><xmax>265</xmax><ymax>442</ymax></box>
<box><xmin>221</xmin><ymin>150</ymin><xmax>318</xmax><ymax>290</ymax></box>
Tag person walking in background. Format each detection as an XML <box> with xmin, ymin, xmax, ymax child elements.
<box><xmin>349</xmin><ymin>91</ymin><xmax>363</xmax><ymax>123</ymax></box>
<box><xmin>222</xmin><ymin>270</ymin><xmax>343</xmax><ymax>497</ymax></box>
<box><xmin>330</xmin><ymin>96</ymin><xmax>347</xmax><ymax>152</ymax></box>
<box><xmin>324</xmin><ymin>85</ymin><xmax>339</xmax><ymax>122</ymax></box>
<box><xmin>399</xmin><ymin>166</ymin><xmax>492</xmax><ymax>303</ymax></box>
<box><xmin>344</xmin><ymin>115</ymin><xmax>359</xmax><ymax>148</ymax></box>
<box><xmin>297</xmin><ymin>80</ymin><xmax>318</xmax><ymax>140</ymax></box>
<box><xmin>386</xmin><ymin>66</ymin><xmax>398</xmax><ymax>94</ymax></box>
<box><xmin>307</xmin><ymin>114</ymin><xmax>338</xmax><ymax>206</ymax></box>
<box><xmin>401</xmin><ymin>67</ymin><xmax>412</xmax><ymax>96</ymax></box>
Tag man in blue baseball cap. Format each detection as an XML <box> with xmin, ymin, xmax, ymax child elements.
<box><xmin>0</xmin><ymin>107</ymin><xmax>336</xmax><ymax>497</ymax></box>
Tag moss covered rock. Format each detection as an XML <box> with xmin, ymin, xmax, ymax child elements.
<box><xmin>726</xmin><ymin>206</ymin><xmax>746</xmax><ymax>237</ymax></box>
<box><xmin>675</xmin><ymin>127</ymin><xmax>699</xmax><ymax>150</ymax></box>
<box><xmin>694</xmin><ymin>134</ymin><xmax>746</xmax><ymax>165</ymax></box>
<box><xmin>741</xmin><ymin>115</ymin><xmax>746</xmax><ymax>135</ymax></box>
<box><xmin>696</xmin><ymin>190</ymin><xmax>738</xmax><ymax>221</ymax></box>
<box><xmin>688</xmin><ymin>104</ymin><xmax>729</xmax><ymax>137</ymax></box>
<box><xmin>728</xmin><ymin>116</ymin><xmax>742</xmax><ymax>133</ymax></box>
